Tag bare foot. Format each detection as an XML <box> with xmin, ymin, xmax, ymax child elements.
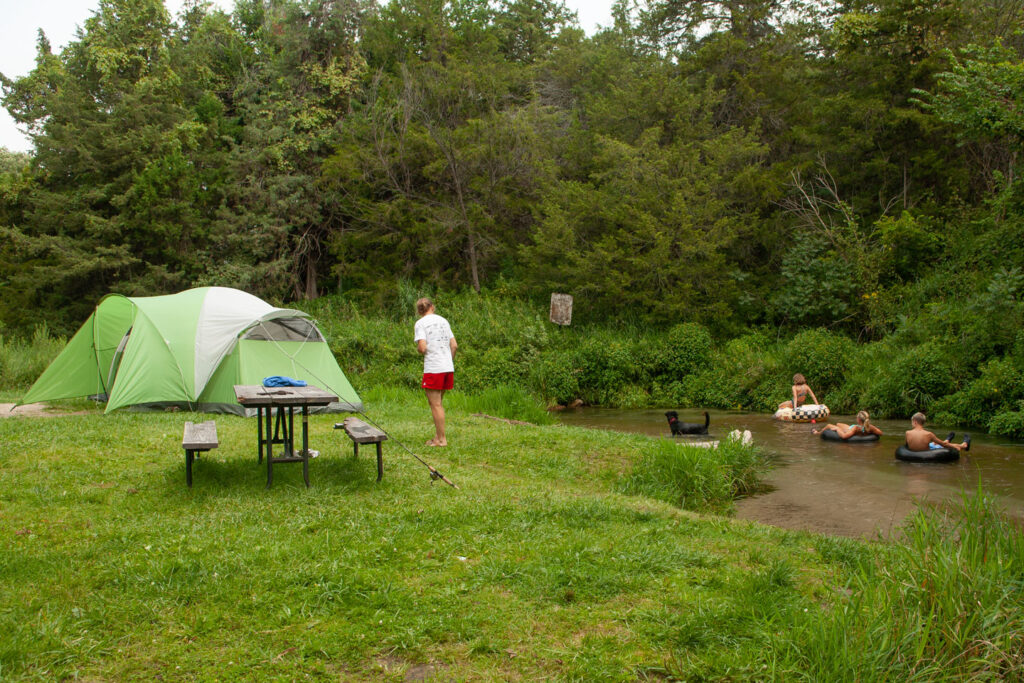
<box><xmin>427</xmin><ymin>440</ymin><xmax>447</xmax><ymax>447</ymax></box>
<box><xmin>425</xmin><ymin>438</ymin><xmax>439</xmax><ymax>447</ymax></box>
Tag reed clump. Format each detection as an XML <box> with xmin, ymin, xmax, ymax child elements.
<box><xmin>779</xmin><ymin>488</ymin><xmax>1024</xmax><ymax>680</ymax></box>
<box><xmin>618</xmin><ymin>437</ymin><xmax>770</xmax><ymax>514</ymax></box>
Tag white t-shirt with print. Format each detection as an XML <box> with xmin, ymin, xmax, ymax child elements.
<box><xmin>414</xmin><ymin>313</ymin><xmax>455</xmax><ymax>374</ymax></box>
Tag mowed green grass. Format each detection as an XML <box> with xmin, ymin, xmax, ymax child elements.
<box><xmin>0</xmin><ymin>389</ymin><xmax>835</xmax><ymax>681</ymax></box>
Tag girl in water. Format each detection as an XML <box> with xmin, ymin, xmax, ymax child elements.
<box><xmin>813</xmin><ymin>411</ymin><xmax>883</xmax><ymax>439</ymax></box>
<box><xmin>778</xmin><ymin>373</ymin><xmax>819</xmax><ymax>410</ymax></box>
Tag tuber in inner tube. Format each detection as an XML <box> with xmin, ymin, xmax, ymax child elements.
<box><xmin>820</xmin><ymin>429</ymin><xmax>879</xmax><ymax>443</ymax></box>
<box><xmin>894</xmin><ymin>445</ymin><xmax>960</xmax><ymax>463</ymax></box>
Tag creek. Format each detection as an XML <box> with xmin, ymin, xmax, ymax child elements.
<box><xmin>557</xmin><ymin>408</ymin><xmax>1024</xmax><ymax>538</ymax></box>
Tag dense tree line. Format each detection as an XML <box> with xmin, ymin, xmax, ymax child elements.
<box><xmin>1</xmin><ymin>0</ymin><xmax>1023</xmax><ymax>339</ymax></box>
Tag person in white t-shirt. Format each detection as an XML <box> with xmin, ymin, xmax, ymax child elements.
<box><xmin>414</xmin><ymin>297</ymin><xmax>458</xmax><ymax>446</ymax></box>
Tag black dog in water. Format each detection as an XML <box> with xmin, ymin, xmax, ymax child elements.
<box><xmin>665</xmin><ymin>410</ymin><xmax>710</xmax><ymax>436</ymax></box>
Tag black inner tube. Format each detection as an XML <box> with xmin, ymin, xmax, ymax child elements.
<box><xmin>894</xmin><ymin>445</ymin><xmax>960</xmax><ymax>463</ymax></box>
<box><xmin>820</xmin><ymin>429</ymin><xmax>879</xmax><ymax>443</ymax></box>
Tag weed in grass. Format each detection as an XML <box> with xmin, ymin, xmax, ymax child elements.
<box><xmin>618</xmin><ymin>437</ymin><xmax>771</xmax><ymax>514</ymax></box>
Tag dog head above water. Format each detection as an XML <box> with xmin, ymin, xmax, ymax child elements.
<box><xmin>664</xmin><ymin>411</ymin><xmax>679</xmax><ymax>423</ymax></box>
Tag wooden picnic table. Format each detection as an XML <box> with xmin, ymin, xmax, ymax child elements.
<box><xmin>233</xmin><ymin>384</ymin><xmax>339</xmax><ymax>488</ymax></box>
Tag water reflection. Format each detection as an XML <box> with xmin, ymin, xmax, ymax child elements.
<box><xmin>558</xmin><ymin>408</ymin><xmax>1024</xmax><ymax>538</ymax></box>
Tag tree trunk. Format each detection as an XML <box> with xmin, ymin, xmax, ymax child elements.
<box><xmin>304</xmin><ymin>255</ymin><xmax>319</xmax><ymax>300</ymax></box>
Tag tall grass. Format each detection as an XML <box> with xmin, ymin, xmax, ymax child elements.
<box><xmin>618</xmin><ymin>437</ymin><xmax>770</xmax><ymax>514</ymax></box>
<box><xmin>0</xmin><ymin>326</ymin><xmax>65</xmax><ymax>390</ymax></box>
<box><xmin>446</xmin><ymin>385</ymin><xmax>555</xmax><ymax>425</ymax></box>
<box><xmin>779</xmin><ymin>488</ymin><xmax>1024</xmax><ymax>680</ymax></box>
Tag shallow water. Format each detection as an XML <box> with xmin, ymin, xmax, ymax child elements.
<box><xmin>558</xmin><ymin>408</ymin><xmax>1024</xmax><ymax>538</ymax></box>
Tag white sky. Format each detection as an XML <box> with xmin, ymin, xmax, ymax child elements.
<box><xmin>0</xmin><ymin>0</ymin><xmax>615</xmax><ymax>153</ymax></box>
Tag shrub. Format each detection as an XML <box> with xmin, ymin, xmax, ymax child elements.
<box><xmin>987</xmin><ymin>406</ymin><xmax>1024</xmax><ymax>438</ymax></box>
<box><xmin>931</xmin><ymin>357</ymin><xmax>1024</xmax><ymax>427</ymax></box>
<box><xmin>0</xmin><ymin>325</ymin><xmax>67</xmax><ymax>390</ymax></box>
<box><xmin>864</xmin><ymin>342</ymin><xmax>957</xmax><ymax>418</ymax></box>
<box><xmin>459</xmin><ymin>344</ymin><xmax>535</xmax><ymax>394</ymax></box>
<box><xmin>529</xmin><ymin>352</ymin><xmax>580</xmax><ymax>405</ymax></box>
<box><xmin>611</xmin><ymin>384</ymin><xmax>650</xmax><ymax>409</ymax></box>
<box><xmin>658</xmin><ymin>322</ymin><xmax>713</xmax><ymax>380</ymax></box>
<box><xmin>688</xmin><ymin>331</ymin><xmax>783</xmax><ymax>411</ymax></box>
<box><xmin>782</xmin><ymin>328</ymin><xmax>855</xmax><ymax>395</ymax></box>
<box><xmin>771</xmin><ymin>233</ymin><xmax>861</xmax><ymax>327</ymax></box>
<box><xmin>618</xmin><ymin>436</ymin><xmax>769</xmax><ymax>513</ymax></box>
<box><xmin>575</xmin><ymin>336</ymin><xmax>633</xmax><ymax>405</ymax></box>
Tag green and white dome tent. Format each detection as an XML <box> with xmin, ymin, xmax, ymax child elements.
<box><xmin>18</xmin><ymin>287</ymin><xmax>362</xmax><ymax>415</ymax></box>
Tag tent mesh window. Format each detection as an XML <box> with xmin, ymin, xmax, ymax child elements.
<box><xmin>242</xmin><ymin>318</ymin><xmax>324</xmax><ymax>342</ymax></box>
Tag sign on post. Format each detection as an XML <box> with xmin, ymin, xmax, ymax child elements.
<box><xmin>550</xmin><ymin>293</ymin><xmax>573</xmax><ymax>326</ymax></box>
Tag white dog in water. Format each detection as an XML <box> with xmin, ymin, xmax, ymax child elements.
<box><xmin>684</xmin><ymin>429</ymin><xmax>753</xmax><ymax>449</ymax></box>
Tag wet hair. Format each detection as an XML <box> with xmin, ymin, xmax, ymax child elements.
<box><xmin>793</xmin><ymin>373</ymin><xmax>806</xmax><ymax>386</ymax></box>
<box><xmin>857</xmin><ymin>410</ymin><xmax>871</xmax><ymax>431</ymax></box>
<box><xmin>415</xmin><ymin>297</ymin><xmax>434</xmax><ymax>316</ymax></box>
<box><xmin>911</xmin><ymin>412</ymin><xmax>926</xmax><ymax>426</ymax></box>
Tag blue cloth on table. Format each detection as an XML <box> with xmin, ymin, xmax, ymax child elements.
<box><xmin>263</xmin><ymin>376</ymin><xmax>307</xmax><ymax>387</ymax></box>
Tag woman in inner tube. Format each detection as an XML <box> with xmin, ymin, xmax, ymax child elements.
<box><xmin>778</xmin><ymin>373</ymin><xmax>819</xmax><ymax>410</ymax></box>
<box><xmin>813</xmin><ymin>410</ymin><xmax>883</xmax><ymax>439</ymax></box>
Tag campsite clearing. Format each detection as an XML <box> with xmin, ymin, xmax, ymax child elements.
<box><xmin>0</xmin><ymin>386</ymin><xmax>836</xmax><ymax>681</ymax></box>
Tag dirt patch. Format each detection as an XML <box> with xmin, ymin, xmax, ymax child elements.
<box><xmin>0</xmin><ymin>403</ymin><xmax>92</xmax><ymax>418</ymax></box>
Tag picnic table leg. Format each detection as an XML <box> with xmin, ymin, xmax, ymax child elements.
<box><xmin>353</xmin><ymin>441</ymin><xmax>359</xmax><ymax>458</ymax></box>
<box><xmin>301</xmin><ymin>406</ymin><xmax>310</xmax><ymax>488</ymax></box>
<box><xmin>287</xmin><ymin>407</ymin><xmax>295</xmax><ymax>459</ymax></box>
<box><xmin>375</xmin><ymin>442</ymin><xmax>383</xmax><ymax>482</ymax></box>
<box><xmin>263</xmin><ymin>407</ymin><xmax>273</xmax><ymax>465</ymax></box>
<box><xmin>257</xmin><ymin>406</ymin><xmax>264</xmax><ymax>463</ymax></box>
<box><xmin>186</xmin><ymin>450</ymin><xmax>194</xmax><ymax>487</ymax></box>
<box><xmin>266</xmin><ymin>407</ymin><xmax>279</xmax><ymax>489</ymax></box>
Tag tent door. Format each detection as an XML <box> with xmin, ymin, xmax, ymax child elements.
<box><xmin>105</xmin><ymin>327</ymin><xmax>132</xmax><ymax>393</ymax></box>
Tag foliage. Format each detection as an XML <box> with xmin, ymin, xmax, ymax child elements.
<box><xmin>618</xmin><ymin>436</ymin><xmax>770</xmax><ymax>513</ymax></box>
<box><xmin>864</xmin><ymin>341</ymin><xmax>958</xmax><ymax>417</ymax></box>
<box><xmin>778</xmin><ymin>491</ymin><xmax>1024</xmax><ymax>680</ymax></box>
<box><xmin>446</xmin><ymin>384</ymin><xmax>555</xmax><ymax>425</ymax></box>
<box><xmin>781</xmin><ymin>328</ymin><xmax>855</xmax><ymax>396</ymax></box>
<box><xmin>771</xmin><ymin>232</ymin><xmax>862</xmax><ymax>328</ymax></box>
<box><xmin>2</xmin><ymin>0</ymin><xmax>1024</xmax><ymax>429</ymax></box>
<box><xmin>0</xmin><ymin>325</ymin><xmax>66</xmax><ymax>389</ymax></box>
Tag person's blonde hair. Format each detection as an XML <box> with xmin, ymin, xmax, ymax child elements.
<box><xmin>415</xmin><ymin>297</ymin><xmax>434</xmax><ymax>316</ymax></box>
<box><xmin>857</xmin><ymin>410</ymin><xmax>871</xmax><ymax>431</ymax></box>
<box><xmin>911</xmin><ymin>412</ymin><xmax>926</xmax><ymax>426</ymax></box>
<box><xmin>793</xmin><ymin>373</ymin><xmax>806</xmax><ymax>385</ymax></box>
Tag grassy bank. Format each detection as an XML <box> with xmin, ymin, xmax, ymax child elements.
<box><xmin>2</xmin><ymin>388</ymin><xmax>1022</xmax><ymax>680</ymax></box>
<box><xmin>1</xmin><ymin>387</ymin><xmax>786</xmax><ymax>680</ymax></box>
<box><xmin>301</xmin><ymin>286</ymin><xmax>1024</xmax><ymax>437</ymax></box>
<box><xmin>5</xmin><ymin>285</ymin><xmax>1024</xmax><ymax>436</ymax></box>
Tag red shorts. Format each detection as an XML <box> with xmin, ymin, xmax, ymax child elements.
<box><xmin>422</xmin><ymin>372</ymin><xmax>454</xmax><ymax>391</ymax></box>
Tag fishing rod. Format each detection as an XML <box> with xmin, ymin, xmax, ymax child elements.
<box><xmin>257</xmin><ymin>320</ymin><xmax>459</xmax><ymax>489</ymax></box>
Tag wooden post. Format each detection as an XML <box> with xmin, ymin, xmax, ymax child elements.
<box><xmin>550</xmin><ymin>293</ymin><xmax>572</xmax><ymax>326</ymax></box>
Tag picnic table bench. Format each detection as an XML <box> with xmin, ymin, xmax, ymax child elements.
<box><xmin>335</xmin><ymin>418</ymin><xmax>388</xmax><ymax>481</ymax></box>
<box><xmin>182</xmin><ymin>420</ymin><xmax>218</xmax><ymax>487</ymax></box>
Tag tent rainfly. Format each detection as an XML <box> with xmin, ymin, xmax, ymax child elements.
<box><xmin>18</xmin><ymin>287</ymin><xmax>362</xmax><ymax>415</ymax></box>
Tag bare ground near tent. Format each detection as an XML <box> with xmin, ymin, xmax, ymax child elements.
<box><xmin>0</xmin><ymin>402</ymin><xmax>92</xmax><ymax>418</ymax></box>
